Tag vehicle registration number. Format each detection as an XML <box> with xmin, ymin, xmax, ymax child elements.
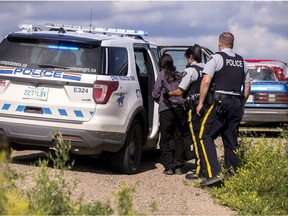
<box><xmin>246</xmin><ymin>95</ymin><xmax>253</xmax><ymax>103</ymax></box>
<box><xmin>23</xmin><ymin>86</ymin><xmax>49</xmax><ymax>101</ymax></box>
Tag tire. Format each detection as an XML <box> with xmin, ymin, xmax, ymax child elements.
<box><xmin>111</xmin><ymin>119</ymin><xmax>143</xmax><ymax>174</ymax></box>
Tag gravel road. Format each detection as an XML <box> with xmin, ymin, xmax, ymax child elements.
<box><xmin>8</xmin><ymin>137</ymin><xmax>235</xmax><ymax>215</ymax></box>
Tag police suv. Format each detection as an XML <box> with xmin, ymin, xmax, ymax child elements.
<box><xmin>0</xmin><ymin>24</ymin><xmax>212</xmax><ymax>174</ymax></box>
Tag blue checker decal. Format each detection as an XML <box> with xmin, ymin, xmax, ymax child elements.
<box><xmin>2</xmin><ymin>104</ymin><xmax>11</xmax><ymax>110</ymax></box>
<box><xmin>16</xmin><ymin>105</ymin><xmax>25</xmax><ymax>112</ymax></box>
<box><xmin>74</xmin><ymin>110</ymin><xmax>84</xmax><ymax>117</ymax></box>
<box><xmin>58</xmin><ymin>109</ymin><xmax>68</xmax><ymax>116</ymax></box>
<box><xmin>1</xmin><ymin>103</ymin><xmax>92</xmax><ymax>118</ymax></box>
<box><xmin>43</xmin><ymin>108</ymin><xmax>52</xmax><ymax>115</ymax></box>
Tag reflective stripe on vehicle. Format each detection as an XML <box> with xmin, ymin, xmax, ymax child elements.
<box><xmin>1</xmin><ymin>103</ymin><xmax>94</xmax><ymax>118</ymax></box>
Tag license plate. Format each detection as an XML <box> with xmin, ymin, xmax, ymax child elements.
<box><xmin>23</xmin><ymin>86</ymin><xmax>49</xmax><ymax>101</ymax></box>
<box><xmin>246</xmin><ymin>95</ymin><xmax>253</xmax><ymax>103</ymax></box>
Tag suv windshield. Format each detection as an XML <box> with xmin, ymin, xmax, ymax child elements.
<box><xmin>0</xmin><ymin>38</ymin><xmax>104</xmax><ymax>74</ymax></box>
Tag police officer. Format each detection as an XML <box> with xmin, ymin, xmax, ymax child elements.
<box><xmin>196</xmin><ymin>32</ymin><xmax>251</xmax><ymax>187</ymax></box>
<box><xmin>168</xmin><ymin>44</ymin><xmax>206</xmax><ymax>179</ymax></box>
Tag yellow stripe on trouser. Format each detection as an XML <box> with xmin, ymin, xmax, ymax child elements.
<box><xmin>199</xmin><ymin>104</ymin><xmax>214</xmax><ymax>178</ymax></box>
<box><xmin>188</xmin><ymin>109</ymin><xmax>200</xmax><ymax>174</ymax></box>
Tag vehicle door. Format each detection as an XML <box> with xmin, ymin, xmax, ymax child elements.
<box><xmin>133</xmin><ymin>45</ymin><xmax>157</xmax><ymax>141</ymax></box>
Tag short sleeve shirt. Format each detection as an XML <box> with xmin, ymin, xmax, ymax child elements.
<box><xmin>203</xmin><ymin>48</ymin><xmax>250</xmax><ymax>83</ymax></box>
<box><xmin>178</xmin><ymin>62</ymin><xmax>205</xmax><ymax>91</ymax></box>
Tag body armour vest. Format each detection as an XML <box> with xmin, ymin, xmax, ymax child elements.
<box><xmin>212</xmin><ymin>52</ymin><xmax>244</xmax><ymax>94</ymax></box>
<box><xmin>186</xmin><ymin>64</ymin><xmax>203</xmax><ymax>96</ymax></box>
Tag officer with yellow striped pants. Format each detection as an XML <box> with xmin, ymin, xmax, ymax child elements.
<box><xmin>196</xmin><ymin>32</ymin><xmax>251</xmax><ymax>187</ymax></box>
<box><xmin>168</xmin><ymin>44</ymin><xmax>205</xmax><ymax>179</ymax></box>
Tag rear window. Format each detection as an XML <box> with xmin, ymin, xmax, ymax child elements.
<box><xmin>0</xmin><ymin>38</ymin><xmax>104</xmax><ymax>74</ymax></box>
<box><xmin>248</xmin><ymin>68</ymin><xmax>276</xmax><ymax>81</ymax></box>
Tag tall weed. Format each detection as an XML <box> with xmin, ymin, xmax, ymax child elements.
<box><xmin>212</xmin><ymin>130</ymin><xmax>288</xmax><ymax>215</ymax></box>
<box><xmin>0</xmin><ymin>131</ymin><xmax>141</xmax><ymax>215</ymax></box>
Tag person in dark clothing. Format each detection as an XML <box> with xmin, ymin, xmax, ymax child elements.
<box><xmin>168</xmin><ymin>44</ymin><xmax>206</xmax><ymax>180</ymax></box>
<box><xmin>152</xmin><ymin>54</ymin><xmax>186</xmax><ymax>175</ymax></box>
<box><xmin>196</xmin><ymin>32</ymin><xmax>251</xmax><ymax>187</ymax></box>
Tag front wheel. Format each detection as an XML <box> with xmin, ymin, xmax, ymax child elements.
<box><xmin>111</xmin><ymin>120</ymin><xmax>143</xmax><ymax>174</ymax></box>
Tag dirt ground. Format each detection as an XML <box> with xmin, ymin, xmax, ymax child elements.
<box><xmin>6</xmin><ymin>136</ymin><xmax>236</xmax><ymax>215</ymax></box>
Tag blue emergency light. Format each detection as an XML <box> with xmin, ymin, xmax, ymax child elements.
<box><xmin>47</xmin><ymin>45</ymin><xmax>79</xmax><ymax>51</ymax></box>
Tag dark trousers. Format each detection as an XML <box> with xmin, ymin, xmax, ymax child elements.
<box><xmin>159</xmin><ymin>106</ymin><xmax>186</xmax><ymax>170</ymax></box>
<box><xmin>187</xmin><ymin>108</ymin><xmax>206</xmax><ymax>175</ymax></box>
<box><xmin>199</xmin><ymin>97</ymin><xmax>243</xmax><ymax>178</ymax></box>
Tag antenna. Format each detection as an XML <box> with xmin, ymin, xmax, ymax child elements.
<box><xmin>89</xmin><ymin>8</ymin><xmax>92</xmax><ymax>33</ymax></box>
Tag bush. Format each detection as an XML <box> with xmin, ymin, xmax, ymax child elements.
<box><xmin>0</xmin><ymin>153</ymin><xmax>29</xmax><ymax>215</ymax></box>
<box><xmin>212</xmin><ymin>130</ymin><xmax>288</xmax><ymax>215</ymax></box>
<box><xmin>114</xmin><ymin>182</ymin><xmax>135</xmax><ymax>215</ymax></box>
<box><xmin>0</xmin><ymin>131</ymin><xmax>141</xmax><ymax>215</ymax></box>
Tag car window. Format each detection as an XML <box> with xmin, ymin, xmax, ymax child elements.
<box><xmin>248</xmin><ymin>68</ymin><xmax>276</xmax><ymax>81</ymax></box>
<box><xmin>162</xmin><ymin>50</ymin><xmax>187</xmax><ymax>72</ymax></box>
<box><xmin>0</xmin><ymin>38</ymin><xmax>103</xmax><ymax>74</ymax></box>
<box><xmin>107</xmin><ymin>47</ymin><xmax>128</xmax><ymax>75</ymax></box>
<box><xmin>162</xmin><ymin>49</ymin><xmax>210</xmax><ymax>72</ymax></box>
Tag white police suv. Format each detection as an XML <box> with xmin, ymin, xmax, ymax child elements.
<box><xmin>0</xmin><ymin>24</ymin><xmax>163</xmax><ymax>173</ymax></box>
<box><xmin>0</xmin><ymin>24</ymin><xmax>212</xmax><ymax>173</ymax></box>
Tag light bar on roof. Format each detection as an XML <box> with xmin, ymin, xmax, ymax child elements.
<box><xmin>47</xmin><ymin>45</ymin><xmax>79</xmax><ymax>51</ymax></box>
<box><xmin>45</xmin><ymin>23</ymin><xmax>148</xmax><ymax>36</ymax></box>
<box><xmin>19</xmin><ymin>24</ymin><xmax>33</xmax><ymax>31</ymax></box>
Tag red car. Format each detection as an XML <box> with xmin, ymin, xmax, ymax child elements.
<box><xmin>245</xmin><ymin>59</ymin><xmax>288</xmax><ymax>81</ymax></box>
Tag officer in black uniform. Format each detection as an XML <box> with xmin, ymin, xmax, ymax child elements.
<box><xmin>196</xmin><ymin>32</ymin><xmax>251</xmax><ymax>187</ymax></box>
<box><xmin>168</xmin><ymin>45</ymin><xmax>206</xmax><ymax>179</ymax></box>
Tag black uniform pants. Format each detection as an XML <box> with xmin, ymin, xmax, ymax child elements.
<box><xmin>199</xmin><ymin>97</ymin><xmax>243</xmax><ymax>178</ymax></box>
<box><xmin>159</xmin><ymin>106</ymin><xmax>186</xmax><ymax>170</ymax></box>
<box><xmin>187</xmin><ymin>107</ymin><xmax>206</xmax><ymax>175</ymax></box>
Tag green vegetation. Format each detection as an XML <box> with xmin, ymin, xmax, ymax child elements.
<box><xmin>212</xmin><ymin>130</ymin><xmax>288</xmax><ymax>215</ymax></box>
<box><xmin>2</xmin><ymin>129</ymin><xmax>287</xmax><ymax>215</ymax></box>
<box><xmin>0</xmin><ymin>131</ymin><xmax>138</xmax><ymax>215</ymax></box>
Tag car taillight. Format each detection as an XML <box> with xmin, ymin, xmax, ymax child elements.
<box><xmin>254</xmin><ymin>93</ymin><xmax>288</xmax><ymax>103</ymax></box>
<box><xmin>93</xmin><ymin>80</ymin><xmax>119</xmax><ymax>104</ymax></box>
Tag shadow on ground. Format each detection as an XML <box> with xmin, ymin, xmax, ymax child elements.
<box><xmin>9</xmin><ymin>149</ymin><xmax>163</xmax><ymax>175</ymax></box>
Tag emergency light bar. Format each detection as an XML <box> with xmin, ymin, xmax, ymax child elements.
<box><xmin>19</xmin><ymin>24</ymin><xmax>42</xmax><ymax>32</ymax></box>
<box><xmin>45</xmin><ymin>23</ymin><xmax>148</xmax><ymax>37</ymax></box>
<box><xmin>19</xmin><ymin>24</ymin><xmax>33</xmax><ymax>31</ymax></box>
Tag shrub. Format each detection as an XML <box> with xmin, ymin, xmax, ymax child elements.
<box><xmin>0</xmin><ymin>131</ymin><xmax>142</xmax><ymax>215</ymax></box>
<box><xmin>0</xmin><ymin>153</ymin><xmax>29</xmax><ymax>215</ymax></box>
<box><xmin>114</xmin><ymin>182</ymin><xmax>136</xmax><ymax>215</ymax></box>
<box><xmin>212</xmin><ymin>130</ymin><xmax>288</xmax><ymax>215</ymax></box>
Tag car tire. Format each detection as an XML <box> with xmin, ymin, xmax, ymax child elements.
<box><xmin>111</xmin><ymin>119</ymin><xmax>143</xmax><ymax>174</ymax></box>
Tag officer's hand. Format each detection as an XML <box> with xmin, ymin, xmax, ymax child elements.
<box><xmin>163</xmin><ymin>91</ymin><xmax>171</xmax><ymax>100</ymax></box>
<box><xmin>196</xmin><ymin>103</ymin><xmax>203</xmax><ymax>116</ymax></box>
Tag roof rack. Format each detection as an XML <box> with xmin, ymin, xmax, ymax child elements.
<box><xmin>45</xmin><ymin>23</ymin><xmax>148</xmax><ymax>38</ymax></box>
